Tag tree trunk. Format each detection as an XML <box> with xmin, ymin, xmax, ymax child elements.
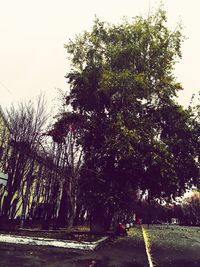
<box><xmin>56</xmin><ymin>187</ymin><xmax>69</xmax><ymax>228</ymax></box>
<box><xmin>90</xmin><ymin>204</ymin><xmax>105</xmax><ymax>234</ymax></box>
<box><xmin>2</xmin><ymin>192</ymin><xmax>13</xmax><ymax>216</ymax></box>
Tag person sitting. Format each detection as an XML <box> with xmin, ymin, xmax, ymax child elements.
<box><xmin>116</xmin><ymin>222</ymin><xmax>128</xmax><ymax>236</ymax></box>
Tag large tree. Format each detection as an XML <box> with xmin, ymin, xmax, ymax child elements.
<box><xmin>61</xmin><ymin>8</ymin><xmax>199</xmax><ymax>231</ymax></box>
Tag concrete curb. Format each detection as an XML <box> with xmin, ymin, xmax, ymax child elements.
<box><xmin>0</xmin><ymin>234</ymin><xmax>109</xmax><ymax>250</ymax></box>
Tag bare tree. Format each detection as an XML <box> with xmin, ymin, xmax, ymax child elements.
<box><xmin>2</xmin><ymin>94</ymin><xmax>49</xmax><ymax>222</ymax></box>
<box><xmin>0</xmin><ymin>107</ymin><xmax>10</xmax><ymax>213</ymax></box>
<box><xmin>48</xmin><ymin>112</ymin><xmax>84</xmax><ymax>229</ymax></box>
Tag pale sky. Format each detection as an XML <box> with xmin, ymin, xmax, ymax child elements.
<box><xmin>0</xmin><ymin>0</ymin><xmax>200</xmax><ymax>112</ymax></box>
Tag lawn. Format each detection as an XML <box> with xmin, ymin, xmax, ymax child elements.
<box><xmin>145</xmin><ymin>225</ymin><xmax>200</xmax><ymax>267</ymax></box>
<box><xmin>0</xmin><ymin>227</ymin><xmax>148</xmax><ymax>267</ymax></box>
<box><xmin>0</xmin><ymin>225</ymin><xmax>199</xmax><ymax>266</ymax></box>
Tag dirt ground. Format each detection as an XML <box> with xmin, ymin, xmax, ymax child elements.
<box><xmin>0</xmin><ymin>227</ymin><xmax>148</xmax><ymax>267</ymax></box>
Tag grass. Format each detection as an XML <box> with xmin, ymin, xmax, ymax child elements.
<box><xmin>0</xmin><ymin>225</ymin><xmax>199</xmax><ymax>266</ymax></box>
<box><xmin>145</xmin><ymin>225</ymin><xmax>200</xmax><ymax>267</ymax></box>
<box><xmin>0</xmin><ymin>227</ymin><xmax>148</xmax><ymax>267</ymax></box>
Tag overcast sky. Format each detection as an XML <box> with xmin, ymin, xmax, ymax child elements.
<box><xmin>1</xmin><ymin>0</ymin><xmax>200</xmax><ymax>112</ymax></box>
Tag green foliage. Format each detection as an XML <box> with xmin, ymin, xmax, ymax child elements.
<box><xmin>49</xmin><ymin>112</ymin><xmax>83</xmax><ymax>143</ymax></box>
<box><xmin>62</xmin><ymin>8</ymin><xmax>198</xmax><ymax>211</ymax></box>
<box><xmin>182</xmin><ymin>191</ymin><xmax>200</xmax><ymax>225</ymax></box>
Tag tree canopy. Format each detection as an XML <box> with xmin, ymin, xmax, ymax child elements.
<box><xmin>59</xmin><ymin>8</ymin><xmax>199</xmax><ymax>216</ymax></box>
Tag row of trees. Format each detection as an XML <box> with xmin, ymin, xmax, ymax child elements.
<box><xmin>0</xmin><ymin>95</ymin><xmax>87</xmax><ymax>230</ymax></box>
<box><xmin>181</xmin><ymin>191</ymin><xmax>200</xmax><ymax>225</ymax></box>
<box><xmin>132</xmin><ymin>191</ymin><xmax>200</xmax><ymax>226</ymax></box>
<box><xmin>0</xmin><ymin>7</ymin><xmax>200</xmax><ymax>232</ymax></box>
